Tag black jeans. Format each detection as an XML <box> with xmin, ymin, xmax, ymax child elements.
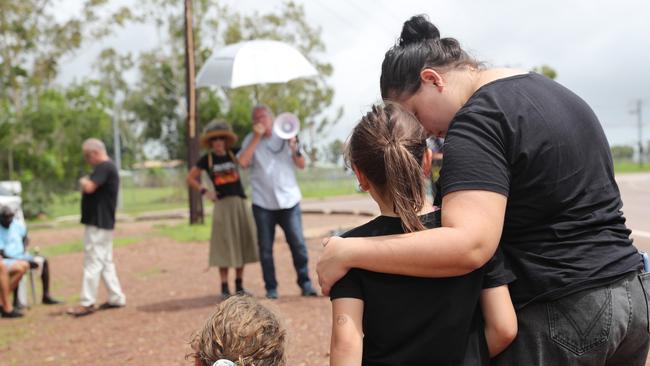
<box><xmin>493</xmin><ymin>271</ymin><xmax>650</xmax><ymax>365</ymax></box>
<box><xmin>252</xmin><ymin>204</ymin><xmax>312</xmax><ymax>291</ymax></box>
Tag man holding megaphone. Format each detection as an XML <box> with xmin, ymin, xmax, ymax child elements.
<box><xmin>238</xmin><ymin>105</ymin><xmax>318</xmax><ymax>299</ymax></box>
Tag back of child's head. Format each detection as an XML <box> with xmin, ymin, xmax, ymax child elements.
<box><xmin>190</xmin><ymin>295</ymin><xmax>286</xmax><ymax>366</ymax></box>
<box><xmin>346</xmin><ymin>102</ymin><xmax>429</xmax><ymax>232</ymax></box>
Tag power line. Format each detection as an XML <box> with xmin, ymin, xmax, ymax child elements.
<box><xmin>348</xmin><ymin>0</ymin><xmax>403</xmax><ymax>37</ymax></box>
<box><xmin>311</xmin><ymin>0</ymin><xmax>396</xmax><ymax>40</ymax></box>
<box><xmin>311</xmin><ymin>0</ymin><xmax>365</xmax><ymax>33</ymax></box>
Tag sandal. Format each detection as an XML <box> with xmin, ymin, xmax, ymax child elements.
<box><xmin>66</xmin><ymin>305</ymin><xmax>95</xmax><ymax>317</ymax></box>
<box><xmin>98</xmin><ymin>302</ymin><xmax>124</xmax><ymax>311</ymax></box>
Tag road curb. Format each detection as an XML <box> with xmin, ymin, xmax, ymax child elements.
<box><xmin>33</xmin><ymin>205</ymin><xmax>377</xmax><ymax>228</ymax></box>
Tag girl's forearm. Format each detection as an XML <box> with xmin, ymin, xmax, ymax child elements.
<box><xmin>330</xmin><ymin>328</ymin><xmax>363</xmax><ymax>366</ymax></box>
<box><xmin>480</xmin><ymin>286</ymin><xmax>518</xmax><ymax>357</ymax></box>
<box><xmin>330</xmin><ymin>344</ymin><xmax>363</xmax><ymax>366</ymax></box>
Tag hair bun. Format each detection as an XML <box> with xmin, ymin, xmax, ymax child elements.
<box><xmin>399</xmin><ymin>15</ymin><xmax>440</xmax><ymax>47</ymax></box>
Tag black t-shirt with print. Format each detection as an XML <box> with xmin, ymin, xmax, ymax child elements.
<box><xmin>330</xmin><ymin>211</ymin><xmax>515</xmax><ymax>366</ymax></box>
<box><xmin>81</xmin><ymin>160</ymin><xmax>119</xmax><ymax>230</ymax></box>
<box><xmin>196</xmin><ymin>149</ymin><xmax>246</xmax><ymax>199</ymax></box>
<box><xmin>440</xmin><ymin>72</ymin><xmax>642</xmax><ymax>308</ymax></box>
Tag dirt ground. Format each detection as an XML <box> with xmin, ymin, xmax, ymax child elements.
<box><xmin>3</xmin><ymin>210</ymin><xmax>650</xmax><ymax>366</ymax></box>
<box><xmin>0</xmin><ymin>213</ymin><xmax>369</xmax><ymax>366</ymax></box>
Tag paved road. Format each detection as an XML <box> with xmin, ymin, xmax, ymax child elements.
<box><xmin>618</xmin><ymin>173</ymin><xmax>650</xmax><ymax>250</ymax></box>
<box><xmin>302</xmin><ymin>172</ymin><xmax>650</xmax><ymax>249</ymax></box>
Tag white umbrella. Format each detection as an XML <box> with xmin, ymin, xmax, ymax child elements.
<box><xmin>196</xmin><ymin>40</ymin><xmax>319</xmax><ymax>88</ymax></box>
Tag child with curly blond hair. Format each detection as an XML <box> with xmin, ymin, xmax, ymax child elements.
<box><xmin>190</xmin><ymin>295</ymin><xmax>286</xmax><ymax>366</ymax></box>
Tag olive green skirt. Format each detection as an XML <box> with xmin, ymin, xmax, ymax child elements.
<box><xmin>209</xmin><ymin>196</ymin><xmax>259</xmax><ymax>267</ymax></box>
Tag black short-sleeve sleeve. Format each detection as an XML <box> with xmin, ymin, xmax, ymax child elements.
<box><xmin>330</xmin><ymin>269</ymin><xmax>364</xmax><ymax>301</ymax></box>
<box><xmin>482</xmin><ymin>248</ymin><xmax>516</xmax><ymax>289</ymax></box>
<box><xmin>90</xmin><ymin>164</ymin><xmax>110</xmax><ymax>186</ymax></box>
<box><xmin>195</xmin><ymin>154</ymin><xmax>209</xmax><ymax>171</ymax></box>
<box><xmin>440</xmin><ymin>112</ymin><xmax>510</xmax><ymax>197</ymax></box>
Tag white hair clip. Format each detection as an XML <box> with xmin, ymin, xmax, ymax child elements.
<box><xmin>212</xmin><ymin>360</ymin><xmax>236</xmax><ymax>366</ymax></box>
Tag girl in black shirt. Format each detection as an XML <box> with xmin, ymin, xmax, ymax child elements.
<box><xmin>329</xmin><ymin>103</ymin><xmax>516</xmax><ymax>365</ymax></box>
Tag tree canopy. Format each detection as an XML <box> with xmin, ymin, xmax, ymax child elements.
<box><xmin>0</xmin><ymin>0</ymin><xmax>340</xmax><ymax>216</ymax></box>
<box><xmin>0</xmin><ymin>0</ymin><xmax>135</xmax><ymax>216</ymax></box>
<box><xmin>124</xmin><ymin>0</ymin><xmax>341</xmax><ymax>160</ymax></box>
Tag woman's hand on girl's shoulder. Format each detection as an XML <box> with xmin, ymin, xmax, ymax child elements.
<box><xmin>317</xmin><ymin>236</ymin><xmax>351</xmax><ymax>296</ymax></box>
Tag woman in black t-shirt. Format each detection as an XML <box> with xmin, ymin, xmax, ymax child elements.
<box><xmin>318</xmin><ymin>16</ymin><xmax>649</xmax><ymax>366</ymax></box>
<box><xmin>329</xmin><ymin>103</ymin><xmax>516</xmax><ymax>365</ymax></box>
<box><xmin>186</xmin><ymin>121</ymin><xmax>258</xmax><ymax>299</ymax></box>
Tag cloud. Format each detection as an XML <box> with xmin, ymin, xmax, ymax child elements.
<box><xmin>56</xmin><ymin>0</ymin><xmax>650</xmax><ymax>146</ymax></box>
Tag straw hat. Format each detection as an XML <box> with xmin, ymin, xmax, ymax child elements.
<box><xmin>200</xmin><ymin>120</ymin><xmax>238</xmax><ymax>148</ymax></box>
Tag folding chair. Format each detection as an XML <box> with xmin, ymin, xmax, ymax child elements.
<box><xmin>16</xmin><ymin>265</ymin><xmax>38</xmax><ymax>307</ymax></box>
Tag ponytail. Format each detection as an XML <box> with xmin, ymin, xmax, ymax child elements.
<box><xmin>384</xmin><ymin>142</ymin><xmax>426</xmax><ymax>232</ymax></box>
<box><xmin>346</xmin><ymin>102</ymin><xmax>429</xmax><ymax>232</ymax></box>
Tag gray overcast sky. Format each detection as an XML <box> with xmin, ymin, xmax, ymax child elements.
<box><xmin>57</xmin><ymin>0</ymin><xmax>650</xmax><ymax>147</ymax></box>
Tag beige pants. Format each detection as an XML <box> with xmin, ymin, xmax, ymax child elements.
<box><xmin>79</xmin><ymin>226</ymin><xmax>126</xmax><ymax>307</ymax></box>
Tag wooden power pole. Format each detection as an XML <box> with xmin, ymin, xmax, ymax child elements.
<box><xmin>184</xmin><ymin>0</ymin><xmax>203</xmax><ymax>224</ymax></box>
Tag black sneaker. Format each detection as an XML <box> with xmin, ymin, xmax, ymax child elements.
<box><xmin>66</xmin><ymin>305</ymin><xmax>95</xmax><ymax>317</ymax></box>
<box><xmin>42</xmin><ymin>296</ymin><xmax>63</xmax><ymax>305</ymax></box>
<box><xmin>301</xmin><ymin>284</ymin><xmax>318</xmax><ymax>297</ymax></box>
<box><xmin>1</xmin><ymin>308</ymin><xmax>24</xmax><ymax>318</ymax></box>
<box><xmin>236</xmin><ymin>289</ymin><xmax>253</xmax><ymax>297</ymax></box>
<box><xmin>97</xmin><ymin>302</ymin><xmax>124</xmax><ymax>310</ymax></box>
<box><xmin>265</xmin><ymin>289</ymin><xmax>279</xmax><ymax>299</ymax></box>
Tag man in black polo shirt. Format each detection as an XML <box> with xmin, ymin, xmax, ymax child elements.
<box><xmin>67</xmin><ymin>138</ymin><xmax>126</xmax><ymax>317</ymax></box>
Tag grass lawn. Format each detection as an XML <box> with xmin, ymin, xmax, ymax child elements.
<box><xmin>32</xmin><ymin>221</ymin><xmax>211</xmax><ymax>258</ymax></box>
<box><xmin>614</xmin><ymin>161</ymin><xmax>650</xmax><ymax>173</ymax></box>
<box><xmin>38</xmin><ymin>160</ymin><xmax>648</xmax><ymax>222</ymax></box>
<box><xmin>299</xmin><ymin>178</ymin><xmax>358</xmax><ymax>199</ymax></box>
<box><xmin>42</xmin><ymin>168</ymin><xmax>359</xmax><ymax>220</ymax></box>
<box><xmin>39</xmin><ymin>236</ymin><xmax>143</xmax><ymax>257</ymax></box>
<box><xmin>153</xmin><ymin>220</ymin><xmax>212</xmax><ymax>243</ymax></box>
<box><xmin>47</xmin><ymin>186</ymin><xmax>188</xmax><ymax>218</ymax></box>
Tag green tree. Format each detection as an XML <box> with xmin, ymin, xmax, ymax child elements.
<box><xmin>93</xmin><ymin>48</ymin><xmax>140</xmax><ymax>167</ymax></box>
<box><xmin>124</xmin><ymin>52</ymin><xmax>187</xmax><ymax>159</ymax></box>
<box><xmin>0</xmin><ymin>0</ymin><xmax>135</xmax><ymax>113</ymax></box>
<box><xmin>0</xmin><ymin>0</ymin><xmax>136</xmax><ymax>216</ymax></box>
<box><xmin>128</xmin><ymin>0</ymin><xmax>340</xmax><ymax>160</ymax></box>
<box><xmin>11</xmin><ymin>82</ymin><xmax>112</xmax><ymax>216</ymax></box>
<box><xmin>532</xmin><ymin>65</ymin><xmax>557</xmax><ymax>80</ymax></box>
<box><xmin>611</xmin><ymin>145</ymin><xmax>634</xmax><ymax>161</ymax></box>
<box><xmin>325</xmin><ymin>139</ymin><xmax>345</xmax><ymax>166</ymax></box>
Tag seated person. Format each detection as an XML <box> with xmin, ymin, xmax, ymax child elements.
<box><xmin>0</xmin><ymin>205</ymin><xmax>61</xmax><ymax>306</ymax></box>
<box><xmin>0</xmin><ymin>259</ymin><xmax>23</xmax><ymax>318</ymax></box>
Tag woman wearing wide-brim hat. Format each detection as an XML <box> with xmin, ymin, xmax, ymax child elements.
<box><xmin>186</xmin><ymin>120</ymin><xmax>259</xmax><ymax>299</ymax></box>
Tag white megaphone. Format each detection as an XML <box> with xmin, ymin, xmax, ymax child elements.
<box><xmin>273</xmin><ymin>112</ymin><xmax>300</xmax><ymax>140</ymax></box>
